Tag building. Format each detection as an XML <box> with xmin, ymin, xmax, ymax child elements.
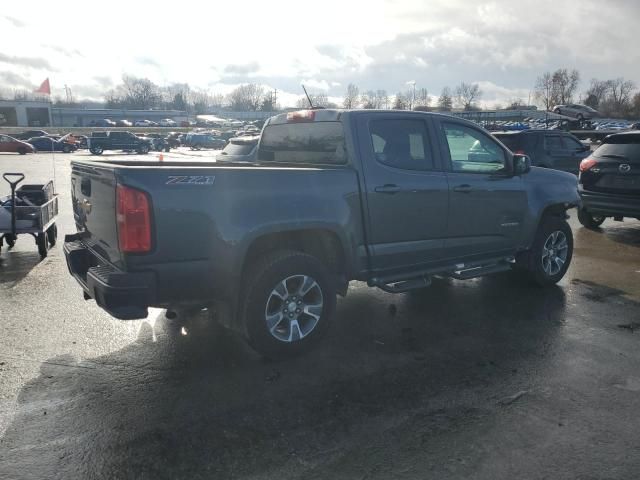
<box><xmin>0</xmin><ymin>100</ymin><xmax>52</xmax><ymax>127</ymax></box>
<box><xmin>50</xmin><ymin>107</ymin><xmax>189</xmax><ymax>127</ymax></box>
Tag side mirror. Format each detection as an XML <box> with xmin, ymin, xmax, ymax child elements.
<box><xmin>513</xmin><ymin>154</ymin><xmax>531</xmax><ymax>175</ymax></box>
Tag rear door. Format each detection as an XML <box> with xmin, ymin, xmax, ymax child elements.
<box><xmin>542</xmin><ymin>134</ymin><xmax>569</xmax><ymax>170</ymax></box>
<box><xmin>0</xmin><ymin>135</ymin><xmax>11</xmax><ymax>152</ymax></box>
<box><xmin>437</xmin><ymin>120</ymin><xmax>526</xmax><ymax>260</ymax></box>
<box><xmin>355</xmin><ymin>112</ymin><xmax>449</xmax><ymax>274</ymax></box>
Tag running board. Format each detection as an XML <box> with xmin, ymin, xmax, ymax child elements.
<box><xmin>370</xmin><ymin>276</ymin><xmax>432</xmax><ymax>293</ymax></box>
<box><xmin>450</xmin><ymin>262</ymin><xmax>512</xmax><ymax>280</ymax></box>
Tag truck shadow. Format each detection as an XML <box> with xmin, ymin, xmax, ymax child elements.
<box><xmin>0</xmin><ymin>275</ymin><xmax>570</xmax><ymax>479</ymax></box>
<box><xmin>0</xmin><ymin>249</ymin><xmax>43</xmax><ymax>288</ymax></box>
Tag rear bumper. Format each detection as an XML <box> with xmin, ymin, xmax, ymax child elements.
<box><xmin>580</xmin><ymin>188</ymin><xmax>640</xmax><ymax>218</ymax></box>
<box><xmin>64</xmin><ymin>236</ymin><xmax>156</xmax><ymax>320</ymax></box>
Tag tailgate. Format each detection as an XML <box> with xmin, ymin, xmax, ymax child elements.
<box><xmin>70</xmin><ymin>162</ymin><xmax>122</xmax><ymax>266</ymax></box>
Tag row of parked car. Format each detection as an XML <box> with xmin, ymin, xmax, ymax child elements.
<box><xmin>88</xmin><ymin>118</ymin><xmax>180</xmax><ymax>128</ymax></box>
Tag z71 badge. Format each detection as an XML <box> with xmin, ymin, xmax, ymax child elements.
<box><xmin>166</xmin><ymin>175</ymin><xmax>215</xmax><ymax>185</ymax></box>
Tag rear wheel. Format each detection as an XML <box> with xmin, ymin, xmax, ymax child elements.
<box><xmin>517</xmin><ymin>216</ymin><xmax>573</xmax><ymax>286</ymax></box>
<box><xmin>17</xmin><ymin>147</ymin><xmax>27</xmax><ymax>155</ymax></box>
<box><xmin>241</xmin><ymin>250</ymin><xmax>336</xmax><ymax>358</ymax></box>
<box><xmin>47</xmin><ymin>224</ymin><xmax>57</xmax><ymax>247</ymax></box>
<box><xmin>62</xmin><ymin>144</ymin><xmax>72</xmax><ymax>153</ymax></box>
<box><xmin>90</xmin><ymin>146</ymin><xmax>103</xmax><ymax>155</ymax></box>
<box><xmin>578</xmin><ymin>208</ymin><xmax>606</xmax><ymax>229</ymax></box>
<box><xmin>137</xmin><ymin>144</ymin><xmax>149</xmax><ymax>154</ymax></box>
<box><xmin>36</xmin><ymin>232</ymin><xmax>49</xmax><ymax>258</ymax></box>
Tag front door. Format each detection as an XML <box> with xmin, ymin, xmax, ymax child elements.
<box><xmin>437</xmin><ymin>120</ymin><xmax>526</xmax><ymax>261</ymax></box>
<box><xmin>356</xmin><ymin>113</ymin><xmax>449</xmax><ymax>275</ymax></box>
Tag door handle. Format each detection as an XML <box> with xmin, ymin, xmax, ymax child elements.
<box><xmin>374</xmin><ymin>184</ymin><xmax>401</xmax><ymax>194</ymax></box>
<box><xmin>453</xmin><ymin>184</ymin><xmax>473</xmax><ymax>193</ymax></box>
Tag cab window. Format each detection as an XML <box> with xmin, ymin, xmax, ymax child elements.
<box><xmin>443</xmin><ymin>123</ymin><xmax>506</xmax><ymax>173</ymax></box>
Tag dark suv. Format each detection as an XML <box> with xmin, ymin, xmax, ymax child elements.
<box><xmin>494</xmin><ymin>130</ymin><xmax>591</xmax><ymax>173</ymax></box>
<box><xmin>577</xmin><ymin>131</ymin><xmax>640</xmax><ymax>228</ymax></box>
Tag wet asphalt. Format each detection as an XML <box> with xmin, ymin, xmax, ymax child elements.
<box><xmin>1</xmin><ymin>151</ymin><xmax>640</xmax><ymax>480</ymax></box>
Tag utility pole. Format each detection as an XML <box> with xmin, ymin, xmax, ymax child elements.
<box><xmin>272</xmin><ymin>89</ymin><xmax>278</xmax><ymax>111</ymax></box>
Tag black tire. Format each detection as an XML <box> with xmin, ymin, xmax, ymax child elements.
<box><xmin>17</xmin><ymin>147</ymin><xmax>27</xmax><ymax>155</ymax></box>
<box><xmin>90</xmin><ymin>146</ymin><xmax>103</xmax><ymax>155</ymax></box>
<box><xmin>36</xmin><ymin>232</ymin><xmax>49</xmax><ymax>258</ymax></box>
<box><xmin>518</xmin><ymin>216</ymin><xmax>573</xmax><ymax>286</ymax></box>
<box><xmin>62</xmin><ymin>144</ymin><xmax>72</xmax><ymax>153</ymax></box>
<box><xmin>577</xmin><ymin>208</ymin><xmax>605</xmax><ymax>229</ymax></box>
<box><xmin>47</xmin><ymin>224</ymin><xmax>57</xmax><ymax>247</ymax></box>
<box><xmin>191</xmin><ymin>144</ymin><xmax>201</xmax><ymax>151</ymax></box>
<box><xmin>4</xmin><ymin>234</ymin><xmax>16</xmax><ymax>248</ymax></box>
<box><xmin>240</xmin><ymin>250</ymin><xmax>336</xmax><ymax>358</ymax></box>
<box><xmin>137</xmin><ymin>144</ymin><xmax>149</xmax><ymax>154</ymax></box>
<box><xmin>576</xmin><ymin>113</ymin><xmax>584</xmax><ymax>121</ymax></box>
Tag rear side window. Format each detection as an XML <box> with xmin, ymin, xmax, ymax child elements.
<box><xmin>258</xmin><ymin>122</ymin><xmax>345</xmax><ymax>164</ymax></box>
<box><xmin>368</xmin><ymin>119</ymin><xmax>433</xmax><ymax>170</ymax></box>
<box><xmin>544</xmin><ymin>135</ymin><xmax>563</xmax><ymax>150</ymax></box>
<box><xmin>494</xmin><ymin>134</ymin><xmax>523</xmax><ymax>152</ymax></box>
<box><xmin>594</xmin><ymin>135</ymin><xmax>640</xmax><ymax>163</ymax></box>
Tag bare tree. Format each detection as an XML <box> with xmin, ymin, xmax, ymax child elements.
<box><xmin>455</xmin><ymin>82</ymin><xmax>482</xmax><ymax>110</ymax></box>
<box><xmin>295</xmin><ymin>92</ymin><xmax>332</xmax><ymax>108</ymax></box>
<box><xmin>121</xmin><ymin>75</ymin><xmax>162</xmax><ymax>109</ymax></box>
<box><xmin>534</xmin><ymin>72</ymin><xmax>554</xmax><ymax>111</ymax></box>
<box><xmin>415</xmin><ymin>88</ymin><xmax>429</xmax><ymax>108</ymax></box>
<box><xmin>552</xmin><ymin>69</ymin><xmax>580</xmax><ymax>105</ymax></box>
<box><xmin>437</xmin><ymin>87</ymin><xmax>453</xmax><ymax>111</ymax></box>
<box><xmin>584</xmin><ymin>79</ymin><xmax>610</xmax><ymax>109</ymax></box>
<box><xmin>227</xmin><ymin>83</ymin><xmax>265</xmax><ymax>111</ymax></box>
<box><xmin>608</xmin><ymin>77</ymin><xmax>636</xmax><ymax>113</ymax></box>
<box><xmin>393</xmin><ymin>92</ymin><xmax>409</xmax><ymax>110</ymax></box>
<box><xmin>343</xmin><ymin>83</ymin><xmax>359</xmax><ymax>109</ymax></box>
<box><xmin>376</xmin><ymin>90</ymin><xmax>389</xmax><ymax>109</ymax></box>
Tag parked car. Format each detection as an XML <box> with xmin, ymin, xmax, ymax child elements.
<box><xmin>493</xmin><ymin>130</ymin><xmax>591</xmax><ymax>174</ymax></box>
<box><xmin>165</xmin><ymin>132</ymin><xmax>182</xmax><ymax>148</ymax></box>
<box><xmin>159</xmin><ymin>118</ymin><xmax>177</xmax><ymax>127</ymax></box>
<box><xmin>0</xmin><ymin>134</ymin><xmax>35</xmax><ymax>154</ymax></box>
<box><xmin>184</xmin><ymin>133</ymin><xmax>227</xmax><ymax>150</ymax></box>
<box><xmin>217</xmin><ymin>135</ymin><xmax>259</xmax><ymax>162</ymax></box>
<box><xmin>143</xmin><ymin>133</ymin><xmax>170</xmax><ymax>152</ymax></box>
<box><xmin>134</xmin><ymin>120</ymin><xmax>158</xmax><ymax>127</ymax></box>
<box><xmin>87</xmin><ymin>131</ymin><xmax>152</xmax><ymax>155</ymax></box>
<box><xmin>64</xmin><ymin>109</ymin><xmax>580</xmax><ymax>357</ymax></box>
<box><xmin>552</xmin><ymin>104</ymin><xmax>600</xmax><ymax>120</ymax></box>
<box><xmin>27</xmin><ymin>136</ymin><xmax>78</xmax><ymax>153</ymax></box>
<box><xmin>12</xmin><ymin>130</ymin><xmax>49</xmax><ymax>140</ymax></box>
<box><xmin>577</xmin><ymin>131</ymin><xmax>640</xmax><ymax>228</ymax></box>
<box><xmin>90</xmin><ymin>119</ymin><xmax>117</xmax><ymax>127</ymax></box>
<box><xmin>116</xmin><ymin>119</ymin><xmax>133</xmax><ymax>127</ymax></box>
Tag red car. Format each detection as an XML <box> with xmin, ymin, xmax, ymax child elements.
<box><xmin>0</xmin><ymin>134</ymin><xmax>35</xmax><ymax>154</ymax></box>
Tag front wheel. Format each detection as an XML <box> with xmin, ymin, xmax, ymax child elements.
<box><xmin>240</xmin><ymin>250</ymin><xmax>336</xmax><ymax>358</ymax></box>
<box><xmin>62</xmin><ymin>144</ymin><xmax>72</xmax><ymax>153</ymax></box>
<box><xmin>47</xmin><ymin>224</ymin><xmax>57</xmax><ymax>247</ymax></box>
<box><xmin>518</xmin><ymin>216</ymin><xmax>573</xmax><ymax>286</ymax></box>
<box><xmin>577</xmin><ymin>208</ymin><xmax>605</xmax><ymax>229</ymax></box>
<box><xmin>137</xmin><ymin>144</ymin><xmax>149</xmax><ymax>154</ymax></box>
<box><xmin>17</xmin><ymin>147</ymin><xmax>27</xmax><ymax>155</ymax></box>
<box><xmin>90</xmin><ymin>146</ymin><xmax>103</xmax><ymax>155</ymax></box>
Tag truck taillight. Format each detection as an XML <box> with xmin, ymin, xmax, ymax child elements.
<box><xmin>116</xmin><ymin>184</ymin><xmax>151</xmax><ymax>253</ymax></box>
<box><xmin>286</xmin><ymin>110</ymin><xmax>315</xmax><ymax>122</ymax></box>
<box><xmin>514</xmin><ymin>149</ymin><xmax>525</xmax><ymax>155</ymax></box>
<box><xmin>579</xmin><ymin>158</ymin><xmax>598</xmax><ymax>172</ymax></box>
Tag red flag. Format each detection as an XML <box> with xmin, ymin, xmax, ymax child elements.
<box><xmin>34</xmin><ymin>78</ymin><xmax>50</xmax><ymax>95</ymax></box>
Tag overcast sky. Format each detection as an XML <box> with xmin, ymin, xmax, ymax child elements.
<box><xmin>1</xmin><ymin>0</ymin><xmax>639</xmax><ymax>107</ymax></box>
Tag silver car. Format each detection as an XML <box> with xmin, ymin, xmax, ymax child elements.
<box><xmin>552</xmin><ymin>104</ymin><xmax>600</xmax><ymax>120</ymax></box>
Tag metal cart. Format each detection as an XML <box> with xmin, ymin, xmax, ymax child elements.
<box><xmin>0</xmin><ymin>173</ymin><xmax>59</xmax><ymax>258</ymax></box>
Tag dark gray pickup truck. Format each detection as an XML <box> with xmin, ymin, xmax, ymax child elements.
<box><xmin>64</xmin><ymin>109</ymin><xmax>580</xmax><ymax>356</ymax></box>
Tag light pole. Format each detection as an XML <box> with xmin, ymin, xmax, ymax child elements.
<box><xmin>406</xmin><ymin>80</ymin><xmax>416</xmax><ymax>110</ymax></box>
